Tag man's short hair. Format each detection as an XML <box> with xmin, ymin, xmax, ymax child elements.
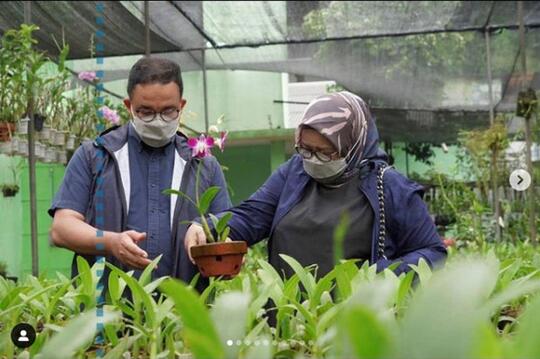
<box><xmin>127</xmin><ymin>57</ymin><xmax>183</xmax><ymax>98</ymax></box>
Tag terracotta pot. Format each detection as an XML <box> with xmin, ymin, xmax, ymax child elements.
<box><xmin>0</xmin><ymin>123</ymin><xmax>16</xmax><ymax>142</ymax></box>
<box><xmin>191</xmin><ymin>241</ymin><xmax>247</xmax><ymax>278</ymax></box>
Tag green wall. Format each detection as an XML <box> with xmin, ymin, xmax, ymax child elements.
<box><xmin>391</xmin><ymin>142</ymin><xmax>463</xmax><ymax>179</ymax></box>
<box><xmin>0</xmin><ymin>155</ymin><xmax>72</xmax><ymax>279</ymax></box>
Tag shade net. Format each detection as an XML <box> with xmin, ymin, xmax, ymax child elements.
<box><xmin>1</xmin><ymin>1</ymin><xmax>540</xmax><ymax>142</ymax></box>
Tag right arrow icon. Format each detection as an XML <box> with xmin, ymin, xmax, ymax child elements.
<box><xmin>510</xmin><ymin>169</ymin><xmax>531</xmax><ymax>191</ymax></box>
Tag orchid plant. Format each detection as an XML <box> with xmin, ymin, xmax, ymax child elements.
<box><xmin>164</xmin><ymin>125</ymin><xmax>231</xmax><ymax>243</ymax></box>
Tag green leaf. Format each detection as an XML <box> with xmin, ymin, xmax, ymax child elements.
<box><xmin>76</xmin><ymin>256</ymin><xmax>94</xmax><ymax>296</ymax></box>
<box><xmin>159</xmin><ymin>278</ymin><xmax>225</xmax><ymax>359</ymax></box>
<box><xmin>471</xmin><ymin>324</ymin><xmax>504</xmax><ymax>359</ymax></box>
<box><xmin>106</xmin><ymin>263</ymin><xmax>156</xmax><ymax>327</ymax></box>
<box><xmin>199</xmin><ymin>186</ymin><xmax>221</xmax><ymax>214</ymax></box>
<box><xmin>139</xmin><ymin>254</ymin><xmax>162</xmax><ymax>287</ymax></box>
<box><xmin>333</xmin><ymin>212</ymin><xmax>350</xmax><ymax>265</ymax></box>
<box><xmin>220</xmin><ymin>227</ymin><xmax>231</xmax><ymax>242</ymax></box>
<box><xmin>508</xmin><ymin>294</ymin><xmax>540</xmax><ymax>358</ymax></box>
<box><xmin>408</xmin><ymin>257</ymin><xmax>433</xmax><ymax>286</ymax></box>
<box><xmin>337</xmin><ymin>306</ymin><xmax>392</xmax><ymax>359</ymax></box>
<box><xmin>211</xmin><ymin>292</ymin><xmax>250</xmax><ymax>359</ymax></box>
<box><xmin>36</xmin><ymin>309</ymin><xmax>120</xmax><ymax>359</ymax></box>
<box><xmin>396</xmin><ymin>270</ymin><xmax>415</xmax><ymax>311</ymax></box>
<box><xmin>209</xmin><ymin>214</ymin><xmax>220</xmax><ymax>232</ymax></box>
<box><xmin>279</xmin><ymin>254</ymin><xmax>316</xmax><ymax>297</ymax></box>
<box><xmin>102</xmin><ymin>334</ymin><xmax>141</xmax><ymax>359</ymax></box>
<box><xmin>398</xmin><ymin>258</ymin><xmax>499</xmax><ymax>359</ymax></box>
<box><xmin>216</xmin><ymin>212</ymin><xmax>233</xmax><ymax>234</ymax></box>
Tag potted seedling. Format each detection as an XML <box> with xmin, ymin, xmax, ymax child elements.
<box><xmin>164</xmin><ymin>128</ymin><xmax>246</xmax><ymax>277</ymax></box>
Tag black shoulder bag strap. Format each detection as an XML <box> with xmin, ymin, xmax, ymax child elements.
<box><xmin>376</xmin><ymin>163</ymin><xmax>393</xmax><ymax>260</ymax></box>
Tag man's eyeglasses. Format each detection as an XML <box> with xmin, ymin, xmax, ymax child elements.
<box><xmin>134</xmin><ymin>108</ymin><xmax>181</xmax><ymax>123</ymax></box>
<box><xmin>295</xmin><ymin>145</ymin><xmax>339</xmax><ymax>162</ymax></box>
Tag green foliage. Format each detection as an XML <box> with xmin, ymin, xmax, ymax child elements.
<box><xmin>2</xmin><ymin>244</ymin><xmax>540</xmax><ymax>358</ymax></box>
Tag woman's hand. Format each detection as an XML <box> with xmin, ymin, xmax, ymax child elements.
<box><xmin>184</xmin><ymin>224</ymin><xmax>208</xmax><ymax>264</ymax></box>
<box><xmin>184</xmin><ymin>223</ymin><xmax>234</xmax><ymax>264</ymax></box>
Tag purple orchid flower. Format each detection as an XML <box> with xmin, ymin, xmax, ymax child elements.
<box><xmin>99</xmin><ymin>106</ymin><xmax>120</xmax><ymax>125</ymax></box>
<box><xmin>214</xmin><ymin>131</ymin><xmax>228</xmax><ymax>152</ymax></box>
<box><xmin>78</xmin><ymin>71</ymin><xmax>97</xmax><ymax>82</ymax></box>
<box><xmin>188</xmin><ymin>134</ymin><xmax>215</xmax><ymax>158</ymax></box>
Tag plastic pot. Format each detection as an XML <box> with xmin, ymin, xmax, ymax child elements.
<box><xmin>45</xmin><ymin>147</ymin><xmax>56</xmax><ymax>163</ymax></box>
<box><xmin>55</xmin><ymin>131</ymin><xmax>67</xmax><ymax>146</ymax></box>
<box><xmin>191</xmin><ymin>241</ymin><xmax>247</xmax><ymax>278</ymax></box>
<box><xmin>18</xmin><ymin>139</ymin><xmax>28</xmax><ymax>157</ymax></box>
<box><xmin>34</xmin><ymin>142</ymin><xmax>45</xmax><ymax>159</ymax></box>
<box><xmin>48</xmin><ymin>129</ymin><xmax>58</xmax><ymax>145</ymax></box>
<box><xmin>66</xmin><ymin>134</ymin><xmax>76</xmax><ymax>150</ymax></box>
<box><xmin>34</xmin><ymin>114</ymin><xmax>45</xmax><ymax>132</ymax></box>
<box><xmin>58</xmin><ymin>150</ymin><xmax>67</xmax><ymax>164</ymax></box>
<box><xmin>39</xmin><ymin>124</ymin><xmax>51</xmax><ymax>141</ymax></box>
<box><xmin>17</xmin><ymin>117</ymin><xmax>30</xmax><ymax>135</ymax></box>
<box><xmin>0</xmin><ymin>141</ymin><xmax>13</xmax><ymax>155</ymax></box>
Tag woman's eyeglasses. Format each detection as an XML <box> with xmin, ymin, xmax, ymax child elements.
<box><xmin>295</xmin><ymin>145</ymin><xmax>339</xmax><ymax>162</ymax></box>
<box><xmin>134</xmin><ymin>108</ymin><xmax>180</xmax><ymax>123</ymax></box>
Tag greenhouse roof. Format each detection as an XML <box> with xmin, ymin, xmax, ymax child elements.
<box><xmin>1</xmin><ymin>1</ymin><xmax>540</xmax><ymax>142</ymax></box>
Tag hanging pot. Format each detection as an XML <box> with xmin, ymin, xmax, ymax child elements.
<box><xmin>190</xmin><ymin>241</ymin><xmax>247</xmax><ymax>278</ymax></box>
<box><xmin>34</xmin><ymin>142</ymin><xmax>45</xmax><ymax>159</ymax></box>
<box><xmin>39</xmin><ymin>124</ymin><xmax>51</xmax><ymax>142</ymax></box>
<box><xmin>0</xmin><ymin>141</ymin><xmax>13</xmax><ymax>155</ymax></box>
<box><xmin>17</xmin><ymin>117</ymin><xmax>30</xmax><ymax>135</ymax></box>
<box><xmin>0</xmin><ymin>123</ymin><xmax>16</xmax><ymax>142</ymax></box>
<box><xmin>34</xmin><ymin>114</ymin><xmax>46</xmax><ymax>132</ymax></box>
<box><xmin>45</xmin><ymin>147</ymin><xmax>56</xmax><ymax>163</ymax></box>
<box><xmin>66</xmin><ymin>134</ymin><xmax>76</xmax><ymax>150</ymax></box>
<box><xmin>58</xmin><ymin>150</ymin><xmax>68</xmax><ymax>165</ymax></box>
<box><xmin>1</xmin><ymin>185</ymin><xmax>19</xmax><ymax>197</ymax></box>
<box><xmin>55</xmin><ymin>130</ymin><xmax>67</xmax><ymax>146</ymax></box>
<box><xmin>48</xmin><ymin>129</ymin><xmax>58</xmax><ymax>145</ymax></box>
<box><xmin>10</xmin><ymin>137</ymin><xmax>19</xmax><ymax>154</ymax></box>
<box><xmin>18</xmin><ymin>139</ymin><xmax>28</xmax><ymax>157</ymax></box>
<box><xmin>55</xmin><ymin>149</ymin><xmax>64</xmax><ymax>163</ymax></box>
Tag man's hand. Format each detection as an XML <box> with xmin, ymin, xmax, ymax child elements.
<box><xmin>108</xmin><ymin>230</ymin><xmax>152</xmax><ymax>270</ymax></box>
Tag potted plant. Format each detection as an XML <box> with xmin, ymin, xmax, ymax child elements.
<box><xmin>164</xmin><ymin>128</ymin><xmax>245</xmax><ymax>278</ymax></box>
<box><xmin>1</xmin><ymin>184</ymin><xmax>20</xmax><ymax>197</ymax></box>
<box><xmin>1</xmin><ymin>158</ymin><xmax>24</xmax><ymax>197</ymax></box>
<box><xmin>0</xmin><ymin>27</ymin><xmax>28</xmax><ymax>142</ymax></box>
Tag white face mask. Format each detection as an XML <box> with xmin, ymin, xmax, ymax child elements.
<box><xmin>130</xmin><ymin>107</ymin><xmax>180</xmax><ymax>148</ymax></box>
<box><xmin>302</xmin><ymin>156</ymin><xmax>347</xmax><ymax>183</ymax></box>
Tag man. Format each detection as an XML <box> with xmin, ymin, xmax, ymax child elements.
<box><xmin>49</xmin><ymin>57</ymin><xmax>231</xmax><ymax>291</ymax></box>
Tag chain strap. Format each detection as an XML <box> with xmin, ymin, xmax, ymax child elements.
<box><xmin>376</xmin><ymin>164</ymin><xmax>392</xmax><ymax>260</ymax></box>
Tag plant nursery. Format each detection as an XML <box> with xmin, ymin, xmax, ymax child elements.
<box><xmin>2</xmin><ymin>1</ymin><xmax>540</xmax><ymax>358</ymax></box>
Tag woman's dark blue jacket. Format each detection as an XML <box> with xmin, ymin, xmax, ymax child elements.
<box><xmin>224</xmin><ymin>120</ymin><xmax>447</xmax><ymax>275</ymax></box>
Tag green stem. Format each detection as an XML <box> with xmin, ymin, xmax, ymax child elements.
<box><xmin>195</xmin><ymin>159</ymin><xmax>216</xmax><ymax>243</ymax></box>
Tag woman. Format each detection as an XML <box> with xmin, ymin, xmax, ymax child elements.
<box><xmin>185</xmin><ymin>91</ymin><xmax>446</xmax><ymax>279</ymax></box>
